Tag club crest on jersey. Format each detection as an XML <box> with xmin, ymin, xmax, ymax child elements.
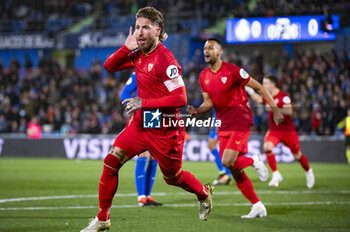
<box><xmin>205</xmin><ymin>80</ymin><xmax>209</xmax><ymax>84</ymax></box>
<box><xmin>221</xmin><ymin>77</ymin><xmax>227</xmax><ymax>84</ymax></box>
<box><xmin>166</xmin><ymin>65</ymin><xmax>179</xmax><ymax>79</ymax></box>
<box><xmin>148</xmin><ymin>63</ymin><xmax>154</xmax><ymax>72</ymax></box>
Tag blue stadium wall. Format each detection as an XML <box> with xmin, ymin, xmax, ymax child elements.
<box><xmin>0</xmin><ymin>33</ymin><xmax>195</xmax><ymax>70</ymax></box>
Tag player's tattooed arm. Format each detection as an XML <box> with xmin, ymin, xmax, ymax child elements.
<box><xmin>122</xmin><ymin>97</ymin><xmax>142</xmax><ymax>114</ymax></box>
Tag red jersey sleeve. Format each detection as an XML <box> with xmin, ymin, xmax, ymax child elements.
<box><xmin>142</xmin><ymin>47</ymin><xmax>187</xmax><ymax>108</ymax></box>
<box><xmin>157</xmin><ymin>50</ymin><xmax>183</xmax><ymax>85</ymax></box>
<box><xmin>233</xmin><ymin>66</ymin><xmax>251</xmax><ymax>86</ymax></box>
<box><xmin>103</xmin><ymin>45</ymin><xmax>136</xmax><ymax>72</ymax></box>
<box><xmin>279</xmin><ymin>92</ymin><xmax>292</xmax><ymax>107</ymax></box>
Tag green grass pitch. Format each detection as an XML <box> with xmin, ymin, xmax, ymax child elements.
<box><xmin>0</xmin><ymin>158</ymin><xmax>350</xmax><ymax>232</ymax></box>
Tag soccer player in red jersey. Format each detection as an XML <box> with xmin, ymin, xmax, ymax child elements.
<box><xmin>245</xmin><ymin>75</ymin><xmax>315</xmax><ymax>188</ymax></box>
<box><xmin>187</xmin><ymin>38</ymin><xmax>284</xmax><ymax>218</ymax></box>
<box><xmin>81</xmin><ymin>7</ymin><xmax>213</xmax><ymax>232</ymax></box>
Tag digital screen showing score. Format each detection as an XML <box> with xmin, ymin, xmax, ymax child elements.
<box><xmin>226</xmin><ymin>15</ymin><xmax>340</xmax><ymax>43</ymax></box>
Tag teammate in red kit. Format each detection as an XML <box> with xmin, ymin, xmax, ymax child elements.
<box><xmin>245</xmin><ymin>75</ymin><xmax>315</xmax><ymax>188</ymax></box>
<box><xmin>81</xmin><ymin>7</ymin><xmax>213</xmax><ymax>232</ymax></box>
<box><xmin>187</xmin><ymin>38</ymin><xmax>284</xmax><ymax>218</ymax></box>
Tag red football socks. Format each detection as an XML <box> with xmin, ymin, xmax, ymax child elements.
<box><xmin>176</xmin><ymin>171</ymin><xmax>209</xmax><ymax>201</ymax></box>
<box><xmin>97</xmin><ymin>154</ymin><xmax>122</xmax><ymax>221</ymax></box>
<box><xmin>298</xmin><ymin>154</ymin><xmax>310</xmax><ymax>171</ymax></box>
<box><xmin>233</xmin><ymin>171</ymin><xmax>259</xmax><ymax>204</ymax></box>
<box><xmin>266</xmin><ymin>152</ymin><xmax>278</xmax><ymax>172</ymax></box>
<box><xmin>232</xmin><ymin>156</ymin><xmax>254</xmax><ymax>170</ymax></box>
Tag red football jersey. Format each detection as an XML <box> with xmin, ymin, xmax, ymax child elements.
<box><xmin>263</xmin><ymin>90</ymin><xmax>296</xmax><ymax>132</ymax></box>
<box><xmin>105</xmin><ymin>43</ymin><xmax>185</xmax><ymax>130</ymax></box>
<box><xmin>128</xmin><ymin>43</ymin><xmax>183</xmax><ymax>101</ymax></box>
<box><xmin>199</xmin><ymin>61</ymin><xmax>254</xmax><ymax>132</ymax></box>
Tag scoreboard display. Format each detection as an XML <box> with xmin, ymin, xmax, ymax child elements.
<box><xmin>226</xmin><ymin>15</ymin><xmax>340</xmax><ymax>43</ymax></box>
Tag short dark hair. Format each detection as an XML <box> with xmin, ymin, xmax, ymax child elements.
<box><xmin>264</xmin><ymin>74</ymin><xmax>278</xmax><ymax>86</ymax></box>
<box><xmin>207</xmin><ymin>37</ymin><xmax>223</xmax><ymax>48</ymax></box>
<box><xmin>136</xmin><ymin>7</ymin><xmax>168</xmax><ymax>42</ymax></box>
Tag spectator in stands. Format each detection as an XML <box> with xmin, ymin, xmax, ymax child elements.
<box><xmin>27</xmin><ymin>115</ymin><xmax>41</xmax><ymax>139</ymax></box>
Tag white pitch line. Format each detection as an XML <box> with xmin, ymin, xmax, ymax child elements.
<box><xmin>1</xmin><ymin>201</ymin><xmax>350</xmax><ymax>211</ymax></box>
<box><xmin>1</xmin><ymin>190</ymin><xmax>350</xmax><ymax>204</ymax></box>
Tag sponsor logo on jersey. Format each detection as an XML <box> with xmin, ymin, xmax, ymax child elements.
<box><xmin>221</xmin><ymin>77</ymin><xmax>227</xmax><ymax>84</ymax></box>
<box><xmin>205</xmin><ymin>80</ymin><xmax>209</xmax><ymax>84</ymax></box>
<box><xmin>166</xmin><ymin>65</ymin><xmax>179</xmax><ymax>79</ymax></box>
<box><xmin>148</xmin><ymin>63</ymin><xmax>154</xmax><ymax>72</ymax></box>
<box><xmin>240</xmin><ymin>68</ymin><xmax>249</xmax><ymax>79</ymax></box>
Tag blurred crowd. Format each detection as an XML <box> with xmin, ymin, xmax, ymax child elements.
<box><xmin>0</xmin><ymin>0</ymin><xmax>349</xmax><ymax>136</ymax></box>
<box><xmin>99</xmin><ymin>0</ymin><xmax>350</xmax><ymax>21</ymax></box>
<box><xmin>1</xmin><ymin>0</ymin><xmax>349</xmax><ymax>33</ymax></box>
<box><xmin>0</xmin><ymin>0</ymin><xmax>95</xmax><ymax>33</ymax></box>
<box><xmin>0</xmin><ymin>47</ymin><xmax>349</xmax><ymax>136</ymax></box>
<box><xmin>0</xmin><ymin>56</ymin><xmax>128</xmax><ymax>135</ymax></box>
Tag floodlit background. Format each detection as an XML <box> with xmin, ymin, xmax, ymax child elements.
<box><xmin>0</xmin><ymin>1</ymin><xmax>350</xmax><ymax>231</ymax></box>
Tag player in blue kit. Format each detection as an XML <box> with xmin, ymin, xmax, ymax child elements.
<box><xmin>209</xmin><ymin>110</ymin><xmax>232</xmax><ymax>186</ymax></box>
<box><xmin>121</xmin><ymin>72</ymin><xmax>162</xmax><ymax>207</ymax></box>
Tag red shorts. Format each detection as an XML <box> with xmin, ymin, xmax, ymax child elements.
<box><xmin>264</xmin><ymin>130</ymin><xmax>300</xmax><ymax>154</ymax></box>
<box><xmin>113</xmin><ymin>120</ymin><xmax>185</xmax><ymax>177</ymax></box>
<box><xmin>218</xmin><ymin>129</ymin><xmax>251</xmax><ymax>157</ymax></box>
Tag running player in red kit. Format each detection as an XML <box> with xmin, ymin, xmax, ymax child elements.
<box><xmin>187</xmin><ymin>38</ymin><xmax>284</xmax><ymax>218</ymax></box>
<box><xmin>245</xmin><ymin>75</ymin><xmax>315</xmax><ymax>188</ymax></box>
<box><xmin>81</xmin><ymin>7</ymin><xmax>213</xmax><ymax>232</ymax></box>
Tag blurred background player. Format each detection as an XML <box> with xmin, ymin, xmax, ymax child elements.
<box><xmin>121</xmin><ymin>72</ymin><xmax>161</xmax><ymax>207</ymax></box>
<box><xmin>209</xmin><ymin>109</ymin><xmax>232</xmax><ymax>186</ymax></box>
<box><xmin>187</xmin><ymin>38</ymin><xmax>284</xmax><ymax>218</ymax></box>
<box><xmin>81</xmin><ymin>7</ymin><xmax>213</xmax><ymax>232</ymax></box>
<box><xmin>245</xmin><ymin>75</ymin><xmax>315</xmax><ymax>188</ymax></box>
<box><xmin>337</xmin><ymin>108</ymin><xmax>350</xmax><ymax>164</ymax></box>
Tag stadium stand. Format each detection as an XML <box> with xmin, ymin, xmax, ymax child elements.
<box><xmin>0</xmin><ymin>47</ymin><xmax>348</xmax><ymax>135</ymax></box>
<box><xmin>0</xmin><ymin>0</ymin><xmax>349</xmax><ymax>135</ymax></box>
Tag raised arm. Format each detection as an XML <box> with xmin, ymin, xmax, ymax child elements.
<box><xmin>104</xmin><ymin>27</ymin><xmax>138</xmax><ymax>72</ymax></box>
